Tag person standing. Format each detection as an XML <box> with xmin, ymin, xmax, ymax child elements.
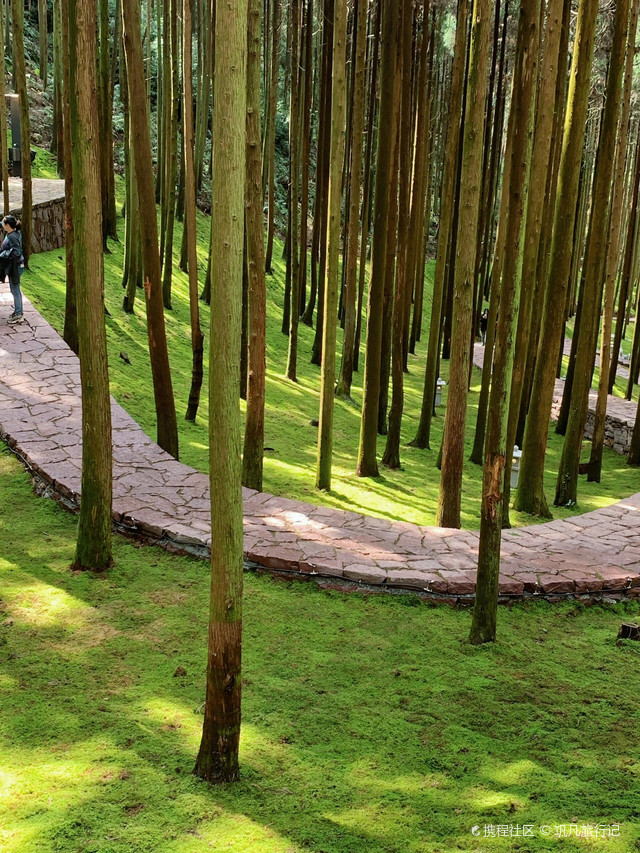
<box><xmin>1</xmin><ymin>215</ymin><xmax>25</xmax><ymax>324</ymax></box>
<box><xmin>480</xmin><ymin>308</ymin><xmax>489</xmax><ymax>345</ymax></box>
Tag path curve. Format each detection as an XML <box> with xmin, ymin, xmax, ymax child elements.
<box><xmin>1</xmin><ymin>294</ymin><xmax>640</xmax><ymax>604</ymax></box>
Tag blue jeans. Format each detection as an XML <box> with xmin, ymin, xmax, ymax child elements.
<box><xmin>9</xmin><ymin>270</ymin><xmax>22</xmax><ymax>315</ymax></box>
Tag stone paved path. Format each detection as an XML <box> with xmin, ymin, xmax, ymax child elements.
<box><xmin>1</xmin><ymin>294</ymin><xmax>640</xmax><ymax>603</ymax></box>
<box><xmin>6</xmin><ymin>177</ymin><xmax>66</xmax><ymax>210</ymax></box>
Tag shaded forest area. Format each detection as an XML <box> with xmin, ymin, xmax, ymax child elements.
<box><xmin>3</xmin><ymin>0</ymin><xmax>640</xmax><ymax>779</ymax></box>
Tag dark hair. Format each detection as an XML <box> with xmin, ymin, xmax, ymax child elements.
<box><xmin>3</xmin><ymin>215</ymin><xmax>21</xmax><ymax>231</ymax></box>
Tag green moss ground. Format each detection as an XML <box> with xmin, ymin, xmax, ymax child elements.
<box><xmin>2</xmin><ymin>448</ymin><xmax>640</xmax><ymax>852</ymax></box>
<box><xmin>20</xmin><ymin>197</ymin><xmax>639</xmax><ymax>529</ymax></box>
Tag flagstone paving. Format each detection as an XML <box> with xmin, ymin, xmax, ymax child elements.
<box><xmin>1</xmin><ymin>293</ymin><xmax>640</xmax><ymax>603</ymax></box>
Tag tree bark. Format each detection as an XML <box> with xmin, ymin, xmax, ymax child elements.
<box><xmin>69</xmin><ymin>0</ymin><xmax>113</xmax><ymax>573</ymax></box>
<box><xmin>264</xmin><ymin>0</ymin><xmax>280</xmax><ymax>273</ymax></box>
<box><xmin>285</xmin><ymin>0</ymin><xmax>302</xmax><ymax>380</ymax></box>
<box><xmin>501</xmin><ymin>0</ymin><xmax>568</xmax><ymax>518</ymax></box>
<box><xmin>335</xmin><ymin>0</ymin><xmax>367</xmax><ymax>399</ymax></box>
<box><xmin>194</xmin><ymin>0</ymin><xmax>247</xmax><ymax>785</ymax></box>
<box><xmin>356</xmin><ymin>0</ymin><xmax>398</xmax><ymax>477</ymax></box>
<box><xmin>410</xmin><ymin>0</ymin><xmax>468</xmax><ymax>451</ymax></box>
<box><xmin>12</xmin><ymin>0</ymin><xmax>33</xmax><ymax>267</ymax></box>
<box><xmin>243</xmin><ymin>0</ymin><xmax>267</xmax><ymax>491</ymax></box>
<box><xmin>588</xmin><ymin>0</ymin><xmax>639</xmax><ymax>482</ymax></box>
<box><xmin>122</xmin><ymin>0</ymin><xmax>180</xmax><ymax>460</ymax></box>
<box><xmin>61</xmin><ymin>0</ymin><xmax>78</xmax><ymax>354</ymax></box>
<box><xmin>436</xmin><ymin>0</ymin><xmax>492</xmax><ymax>529</ymax></box>
<box><xmin>316</xmin><ymin>0</ymin><xmax>347</xmax><ymax>490</ymax></box>
<box><xmin>514</xmin><ymin>0</ymin><xmax>599</xmax><ymax>517</ymax></box>
<box><xmin>183</xmin><ymin>0</ymin><xmax>205</xmax><ymax>423</ymax></box>
<box><xmin>381</xmin><ymin>0</ymin><xmax>413</xmax><ymax>469</ymax></box>
<box><xmin>554</xmin><ymin>0</ymin><xmax>629</xmax><ymax>508</ymax></box>
<box><xmin>470</xmin><ymin>0</ymin><xmax>540</xmax><ymax>644</ymax></box>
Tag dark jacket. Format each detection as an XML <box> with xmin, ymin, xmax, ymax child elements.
<box><xmin>0</xmin><ymin>231</ymin><xmax>24</xmax><ymax>283</ymax></box>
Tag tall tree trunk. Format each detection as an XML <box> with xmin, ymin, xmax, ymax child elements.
<box><xmin>588</xmin><ymin>0</ymin><xmax>639</xmax><ymax>482</ymax></box>
<box><xmin>162</xmin><ymin>0</ymin><xmax>180</xmax><ymax>309</ymax></box>
<box><xmin>183</xmin><ymin>0</ymin><xmax>205</xmax><ymax>423</ymax></box>
<box><xmin>405</xmin><ymin>3</ymin><xmax>433</xmax><ymax>362</ymax></box>
<box><xmin>0</xmin><ymin>0</ymin><xmax>10</xmax><ymax>212</ymax></box>
<box><xmin>436</xmin><ymin>0</ymin><xmax>492</xmax><ymax>529</ymax></box>
<box><xmin>122</xmin><ymin>0</ymin><xmax>180</xmax><ymax>460</ymax></box>
<box><xmin>12</xmin><ymin>0</ymin><xmax>33</xmax><ymax>268</ymax></box>
<box><xmin>356</xmin><ymin>0</ymin><xmax>398</xmax><ymax>477</ymax></box>
<box><xmin>410</xmin><ymin>0</ymin><xmax>468</xmax><ymax>451</ymax></box>
<box><xmin>335</xmin><ymin>0</ymin><xmax>366</xmax><ymax>399</ymax></box>
<box><xmin>316</xmin><ymin>0</ymin><xmax>347</xmax><ymax>490</ymax></box>
<box><xmin>52</xmin><ymin>0</ymin><xmax>64</xmax><ymax>172</ymax></box>
<box><xmin>243</xmin><ymin>0</ymin><xmax>267</xmax><ymax>490</ymax></box>
<box><xmin>61</xmin><ymin>0</ymin><xmax>78</xmax><ymax>353</ymax></box>
<box><xmin>554</xmin><ymin>0</ymin><xmax>629</xmax><ymax>508</ymax></box>
<box><xmin>99</xmin><ymin>0</ymin><xmax>117</xmax><ymax>244</ymax></box>
<box><xmin>38</xmin><ymin>0</ymin><xmax>47</xmax><ymax>88</ymax></box>
<box><xmin>470</xmin><ymin>0</ymin><xmax>540</xmax><ymax>644</ymax></box>
<box><xmin>264</xmin><ymin>0</ymin><xmax>281</xmax><ymax>273</ymax></box>
<box><xmin>353</xmin><ymin>0</ymin><xmax>380</xmax><ymax>373</ymax></box>
<box><xmin>500</xmin><ymin>0</ymin><xmax>568</xmax><ymax>519</ymax></box>
<box><xmin>298</xmin><ymin>0</ymin><xmax>314</xmax><ymax>314</ymax></box>
<box><xmin>285</xmin><ymin>0</ymin><xmax>302</xmax><ymax>380</ymax></box>
<box><xmin>194</xmin><ymin>0</ymin><xmax>247</xmax><ymax>785</ymax></box>
<box><xmin>69</xmin><ymin>0</ymin><xmax>113</xmax><ymax>572</ymax></box>
<box><xmin>514</xmin><ymin>0</ymin><xmax>599</xmax><ymax>517</ymax></box>
<box><xmin>609</xmin><ymin>135</ymin><xmax>640</xmax><ymax>393</ymax></box>
<box><xmin>381</xmin><ymin>0</ymin><xmax>413</xmax><ymax>469</ymax></box>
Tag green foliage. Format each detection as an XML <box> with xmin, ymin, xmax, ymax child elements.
<box><xmin>1</xmin><ymin>447</ymin><xmax>640</xmax><ymax>851</ymax></box>
<box><xmin>21</xmin><ymin>192</ymin><xmax>640</xmax><ymax>529</ymax></box>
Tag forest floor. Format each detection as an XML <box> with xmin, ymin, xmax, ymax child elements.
<box><xmin>1</xmin><ymin>447</ymin><xmax>640</xmax><ymax>853</ymax></box>
<box><xmin>20</xmin><ymin>191</ymin><xmax>640</xmax><ymax>530</ymax></box>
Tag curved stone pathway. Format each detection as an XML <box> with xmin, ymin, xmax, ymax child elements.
<box><xmin>1</xmin><ymin>293</ymin><xmax>640</xmax><ymax>603</ymax></box>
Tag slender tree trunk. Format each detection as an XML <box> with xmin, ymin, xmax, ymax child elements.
<box><xmin>382</xmin><ymin>0</ymin><xmax>413</xmax><ymax>469</ymax></box>
<box><xmin>410</xmin><ymin>0</ymin><xmax>468</xmax><ymax>451</ymax></box>
<box><xmin>194</xmin><ymin>0</ymin><xmax>247</xmax><ymax>784</ymax></box>
<box><xmin>353</xmin><ymin>0</ymin><xmax>380</xmax><ymax>373</ymax></box>
<box><xmin>0</xmin><ymin>0</ymin><xmax>9</xmax><ymax>211</ymax></box>
<box><xmin>13</xmin><ymin>0</ymin><xmax>32</xmax><ymax>267</ymax></box>
<box><xmin>514</xmin><ymin>0</ymin><xmax>599</xmax><ymax>517</ymax></box>
<box><xmin>356</xmin><ymin>0</ymin><xmax>398</xmax><ymax>477</ymax></box>
<box><xmin>99</xmin><ymin>0</ymin><xmax>117</xmax><ymax>244</ymax></box>
<box><xmin>405</xmin><ymin>3</ymin><xmax>433</xmax><ymax>362</ymax></box>
<box><xmin>470</xmin><ymin>0</ymin><xmax>540</xmax><ymax>644</ymax></box>
<box><xmin>588</xmin><ymin>0</ymin><xmax>639</xmax><ymax>481</ymax></box>
<box><xmin>285</xmin><ymin>0</ymin><xmax>302</xmax><ymax>380</ymax></box>
<box><xmin>554</xmin><ymin>0</ymin><xmax>629</xmax><ymax>508</ymax></box>
<box><xmin>316</xmin><ymin>0</ymin><xmax>347</xmax><ymax>490</ymax></box>
<box><xmin>38</xmin><ymin>0</ymin><xmax>47</xmax><ymax>88</ymax></box>
<box><xmin>264</xmin><ymin>0</ymin><xmax>281</xmax><ymax>273</ymax></box>
<box><xmin>501</xmin><ymin>0</ymin><xmax>568</xmax><ymax>518</ymax></box>
<box><xmin>243</xmin><ymin>0</ymin><xmax>267</xmax><ymax>490</ymax></box>
<box><xmin>609</xmin><ymin>135</ymin><xmax>640</xmax><ymax>393</ymax></box>
<box><xmin>335</xmin><ymin>0</ymin><xmax>366</xmax><ymax>399</ymax></box>
<box><xmin>122</xmin><ymin>0</ymin><xmax>180</xmax><ymax>460</ymax></box>
<box><xmin>69</xmin><ymin>0</ymin><xmax>113</xmax><ymax>573</ymax></box>
<box><xmin>162</xmin><ymin>0</ymin><xmax>180</xmax><ymax>309</ymax></box>
<box><xmin>183</xmin><ymin>0</ymin><xmax>205</xmax><ymax>423</ymax></box>
<box><xmin>52</xmin><ymin>0</ymin><xmax>64</xmax><ymax>173</ymax></box>
<box><xmin>61</xmin><ymin>0</ymin><xmax>77</xmax><ymax>353</ymax></box>
<box><xmin>436</xmin><ymin>0</ymin><xmax>492</xmax><ymax>529</ymax></box>
<box><xmin>298</xmin><ymin>0</ymin><xmax>313</xmax><ymax>314</ymax></box>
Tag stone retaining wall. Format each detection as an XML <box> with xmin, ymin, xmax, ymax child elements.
<box><xmin>11</xmin><ymin>196</ymin><xmax>66</xmax><ymax>255</ymax></box>
<box><xmin>550</xmin><ymin>395</ymin><xmax>634</xmax><ymax>455</ymax></box>
<box><xmin>584</xmin><ymin>409</ymin><xmax>634</xmax><ymax>455</ymax></box>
